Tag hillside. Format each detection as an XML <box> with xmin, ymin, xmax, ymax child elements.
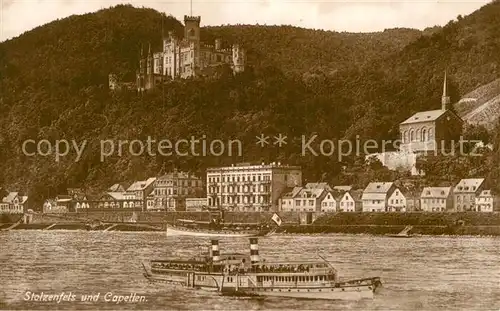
<box><xmin>2</xmin><ymin>2</ymin><xmax>500</xmax><ymax>207</ymax></box>
<box><xmin>456</xmin><ymin>78</ymin><xmax>500</xmax><ymax>129</ymax></box>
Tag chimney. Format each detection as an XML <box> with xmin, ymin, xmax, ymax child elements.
<box><xmin>441</xmin><ymin>70</ymin><xmax>450</xmax><ymax>111</ymax></box>
<box><xmin>249</xmin><ymin>238</ymin><xmax>259</xmax><ymax>264</ymax></box>
<box><xmin>211</xmin><ymin>239</ymin><xmax>220</xmax><ymax>262</ymax></box>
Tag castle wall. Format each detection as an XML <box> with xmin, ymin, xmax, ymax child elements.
<box><xmin>366</xmin><ymin>151</ymin><xmax>421</xmax><ymax>175</ymax></box>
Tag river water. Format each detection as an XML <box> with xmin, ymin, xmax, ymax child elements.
<box><xmin>0</xmin><ymin>231</ymin><xmax>499</xmax><ymax>310</ymax></box>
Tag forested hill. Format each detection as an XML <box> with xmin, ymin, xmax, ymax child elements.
<box><xmin>1</xmin><ymin>2</ymin><xmax>500</xmax><ymax>206</ymax></box>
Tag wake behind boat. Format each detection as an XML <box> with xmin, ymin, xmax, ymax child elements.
<box><xmin>166</xmin><ymin>212</ymin><xmax>282</xmax><ymax>238</ymax></box>
<box><xmin>142</xmin><ymin>238</ymin><xmax>382</xmax><ymax>300</ymax></box>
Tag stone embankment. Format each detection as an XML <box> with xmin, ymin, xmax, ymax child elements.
<box><xmin>2</xmin><ymin>211</ymin><xmax>500</xmax><ymax>235</ymax></box>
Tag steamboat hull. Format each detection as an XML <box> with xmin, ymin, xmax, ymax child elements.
<box><xmin>166</xmin><ymin>225</ymin><xmax>271</xmax><ymax>238</ymax></box>
<box><xmin>143</xmin><ymin>268</ymin><xmax>381</xmax><ymax>301</ymax></box>
<box><xmin>223</xmin><ymin>285</ymin><xmax>375</xmax><ymax>300</ymax></box>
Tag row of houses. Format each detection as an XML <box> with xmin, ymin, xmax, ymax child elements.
<box><xmin>43</xmin><ymin>172</ymin><xmax>206</xmax><ymax>213</ymax></box>
<box><xmin>1</xmin><ymin>162</ymin><xmax>496</xmax><ymax>214</ymax></box>
<box><xmin>42</xmin><ymin>162</ymin><xmax>300</xmax><ymax>213</ymax></box>
<box><xmin>279</xmin><ymin>178</ymin><xmax>495</xmax><ymax>213</ymax></box>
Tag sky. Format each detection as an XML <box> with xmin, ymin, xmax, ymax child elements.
<box><xmin>0</xmin><ymin>0</ymin><xmax>493</xmax><ymax>42</ymax></box>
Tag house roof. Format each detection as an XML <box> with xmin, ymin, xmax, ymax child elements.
<box><xmin>453</xmin><ymin>178</ymin><xmax>485</xmax><ymax>193</ymax></box>
<box><xmin>158</xmin><ymin>171</ymin><xmax>195</xmax><ymax>180</ymax></box>
<box><xmin>19</xmin><ymin>196</ymin><xmax>28</xmax><ymax>204</ymax></box>
<box><xmin>350</xmin><ymin>190</ymin><xmax>363</xmax><ymax>201</ymax></box>
<box><xmin>305</xmin><ymin>182</ymin><xmax>332</xmax><ymax>191</ymax></box>
<box><xmin>363</xmin><ymin>182</ymin><xmax>394</xmax><ymax>193</ymax></box>
<box><xmin>421</xmin><ymin>187</ymin><xmax>452</xmax><ymax>198</ymax></box>
<box><xmin>283</xmin><ymin>187</ymin><xmax>327</xmax><ymax>200</ymax></box>
<box><xmin>321</xmin><ymin>191</ymin><xmax>338</xmax><ymax>202</ymax></box>
<box><xmin>127</xmin><ymin>177</ymin><xmax>157</xmax><ymax>192</ymax></box>
<box><xmin>296</xmin><ymin>188</ymin><xmax>325</xmax><ymax>199</ymax></box>
<box><xmin>400</xmin><ymin>109</ymin><xmax>446</xmax><ymax>125</ymax></box>
<box><xmin>107</xmin><ymin>192</ymin><xmax>126</xmax><ymax>200</ymax></box>
<box><xmin>362</xmin><ymin>182</ymin><xmax>394</xmax><ymax>200</ymax></box>
<box><xmin>333</xmin><ymin>185</ymin><xmax>352</xmax><ymax>192</ymax></box>
<box><xmin>478</xmin><ymin>190</ymin><xmax>492</xmax><ymax>197</ymax></box>
<box><xmin>3</xmin><ymin>192</ymin><xmax>18</xmax><ymax>203</ymax></box>
<box><xmin>108</xmin><ymin>183</ymin><xmax>129</xmax><ymax>192</ymax></box>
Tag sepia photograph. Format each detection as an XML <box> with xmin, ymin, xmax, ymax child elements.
<box><xmin>1</xmin><ymin>0</ymin><xmax>500</xmax><ymax>310</ymax></box>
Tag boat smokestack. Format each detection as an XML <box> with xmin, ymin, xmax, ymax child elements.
<box><xmin>249</xmin><ymin>237</ymin><xmax>259</xmax><ymax>264</ymax></box>
<box><xmin>211</xmin><ymin>239</ymin><xmax>220</xmax><ymax>262</ymax></box>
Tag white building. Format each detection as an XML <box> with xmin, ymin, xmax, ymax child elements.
<box><xmin>126</xmin><ymin>178</ymin><xmax>157</xmax><ymax>210</ymax></box>
<box><xmin>453</xmin><ymin>178</ymin><xmax>485</xmax><ymax>211</ymax></box>
<box><xmin>387</xmin><ymin>188</ymin><xmax>407</xmax><ymax>212</ymax></box>
<box><xmin>280</xmin><ymin>187</ymin><xmax>331</xmax><ymax>212</ymax></box>
<box><xmin>362</xmin><ymin>182</ymin><xmax>402</xmax><ymax>212</ymax></box>
<box><xmin>474</xmin><ymin>190</ymin><xmax>494</xmax><ymax>212</ymax></box>
<box><xmin>420</xmin><ymin>187</ymin><xmax>453</xmax><ymax>212</ymax></box>
<box><xmin>1</xmin><ymin>192</ymin><xmax>29</xmax><ymax>214</ymax></box>
<box><xmin>320</xmin><ymin>192</ymin><xmax>337</xmax><ymax>212</ymax></box>
<box><xmin>338</xmin><ymin>191</ymin><xmax>357</xmax><ymax>212</ymax></box>
<box><xmin>153</xmin><ymin>171</ymin><xmax>204</xmax><ymax>211</ymax></box>
<box><xmin>207</xmin><ymin>162</ymin><xmax>302</xmax><ymax>212</ymax></box>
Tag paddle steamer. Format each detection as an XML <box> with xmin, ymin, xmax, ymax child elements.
<box><xmin>142</xmin><ymin>238</ymin><xmax>382</xmax><ymax>300</ymax></box>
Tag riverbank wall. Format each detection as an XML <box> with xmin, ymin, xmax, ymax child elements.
<box><xmin>2</xmin><ymin>211</ymin><xmax>500</xmax><ymax>235</ymax></box>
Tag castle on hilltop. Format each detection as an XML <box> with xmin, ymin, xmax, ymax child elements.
<box><xmin>135</xmin><ymin>14</ymin><xmax>246</xmax><ymax>92</ymax></box>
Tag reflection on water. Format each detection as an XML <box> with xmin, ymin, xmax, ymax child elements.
<box><xmin>1</xmin><ymin>231</ymin><xmax>499</xmax><ymax>310</ymax></box>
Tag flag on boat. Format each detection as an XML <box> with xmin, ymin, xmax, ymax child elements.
<box><xmin>271</xmin><ymin>213</ymin><xmax>282</xmax><ymax>226</ymax></box>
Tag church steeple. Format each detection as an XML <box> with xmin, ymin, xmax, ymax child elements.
<box><xmin>441</xmin><ymin>70</ymin><xmax>450</xmax><ymax>111</ymax></box>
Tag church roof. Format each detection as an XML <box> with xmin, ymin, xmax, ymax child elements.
<box><xmin>400</xmin><ymin>109</ymin><xmax>447</xmax><ymax>125</ymax></box>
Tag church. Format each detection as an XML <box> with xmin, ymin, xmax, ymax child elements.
<box><xmin>136</xmin><ymin>14</ymin><xmax>246</xmax><ymax>92</ymax></box>
<box><xmin>399</xmin><ymin>72</ymin><xmax>464</xmax><ymax>154</ymax></box>
<box><xmin>367</xmin><ymin>72</ymin><xmax>465</xmax><ymax>175</ymax></box>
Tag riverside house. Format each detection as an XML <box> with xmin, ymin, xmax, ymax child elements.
<box><xmin>420</xmin><ymin>187</ymin><xmax>453</xmax><ymax>212</ymax></box>
<box><xmin>474</xmin><ymin>190</ymin><xmax>495</xmax><ymax>212</ymax></box>
<box><xmin>362</xmin><ymin>182</ymin><xmax>403</xmax><ymax>212</ymax></box>
<box><xmin>453</xmin><ymin>178</ymin><xmax>485</xmax><ymax>211</ymax></box>
<box><xmin>337</xmin><ymin>191</ymin><xmax>358</xmax><ymax>212</ymax></box>
<box><xmin>126</xmin><ymin>178</ymin><xmax>157</xmax><ymax>211</ymax></box>
<box><xmin>279</xmin><ymin>186</ymin><xmax>332</xmax><ymax>212</ymax></box>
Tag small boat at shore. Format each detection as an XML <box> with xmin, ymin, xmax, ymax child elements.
<box><xmin>386</xmin><ymin>225</ymin><xmax>414</xmax><ymax>238</ymax></box>
<box><xmin>142</xmin><ymin>238</ymin><xmax>382</xmax><ymax>300</ymax></box>
<box><xmin>166</xmin><ymin>212</ymin><xmax>282</xmax><ymax>238</ymax></box>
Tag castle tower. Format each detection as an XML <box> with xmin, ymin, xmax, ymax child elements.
<box><xmin>232</xmin><ymin>44</ymin><xmax>246</xmax><ymax>74</ymax></box>
<box><xmin>184</xmin><ymin>15</ymin><xmax>201</xmax><ymax>78</ymax></box>
<box><xmin>441</xmin><ymin>71</ymin><xmax>450</xmax><ymax>111</ymax></box>
<box><xmin>184</xmin><ymin>15</ymin><xmax>201</xmax><ymax>44</ymax></box>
